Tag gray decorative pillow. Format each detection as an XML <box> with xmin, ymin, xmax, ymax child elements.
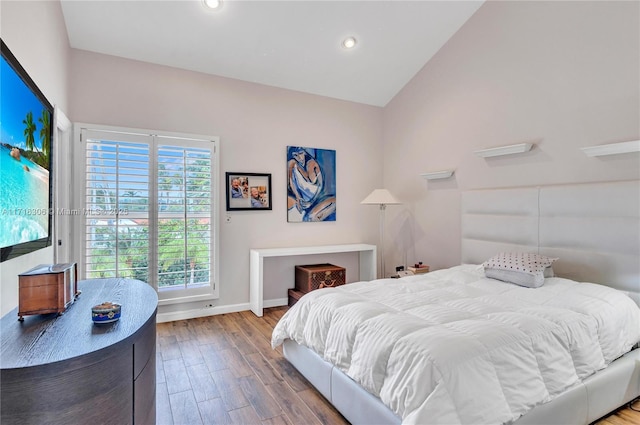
<box><xmin>543</xmin><ymin>266</ymin><xmax>554</xmax><ymax>278</ymax></box>
<box><xmin>483</xmin><ymin>252</ymin><xmax>558</xmax><ymax>288</ymax></box>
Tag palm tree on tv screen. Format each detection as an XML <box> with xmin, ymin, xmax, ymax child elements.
<box><xmin>23</xmin><ymin>111</ymin><xmax>36</xmax><ymax>152</ymax></box>
<box><xmin>39</xmin><ymin>109</ymin><xmax>50</xmax><ymax>166</ymax></box>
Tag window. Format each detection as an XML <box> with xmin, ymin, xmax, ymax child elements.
<box><xmin>78</xmin><ymin>126</ymin><xmax>219</xmax><ymax>303</ymax></box>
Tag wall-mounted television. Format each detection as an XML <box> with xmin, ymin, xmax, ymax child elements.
<box><xmin>0</xmin><ymin>39</ymin><xmax>54</xmax><ymax>262</ymax></box>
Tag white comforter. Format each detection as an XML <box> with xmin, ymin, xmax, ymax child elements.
<box><xmin>272</xmin><ymin>265</ymin><xmax>640</xmax><ymax>425</ymax></box>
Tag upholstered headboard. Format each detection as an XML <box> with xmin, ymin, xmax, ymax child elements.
<box><xmin>461</xmin><ymin>180</ymin><xmax>640</xmax><ymax>304</ymax></box>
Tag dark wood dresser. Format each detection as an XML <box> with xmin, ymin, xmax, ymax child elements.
<box><xmin>1</xmin><ymin>278</ymin><xmax>158</xmax><ymax>425</ymax></box>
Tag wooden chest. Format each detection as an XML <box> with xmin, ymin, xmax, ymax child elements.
<box><xmin>18</xmin><ymin>263</ymin><xmax>78</xmax><ymax>321</ymax></box>
<box><xmin>288</xmin><ymin>289</ymin><xmax>304</xmax><ymax>307</ymax></box>
<box><xmin>295</xmin><ymin>263</ymin><xmax>346</xmax><ymax>293</ymax></box>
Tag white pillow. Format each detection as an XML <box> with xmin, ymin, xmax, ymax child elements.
<box><xmin>483</xmin><ymin>252</ymin><xmax>558</xmax><ymax>288</ymax></box>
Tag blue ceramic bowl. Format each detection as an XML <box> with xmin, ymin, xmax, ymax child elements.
<box><xmin>91</xmin><ymin>302</ymin><xmax>121</xmax><ymax>324</ymax></box>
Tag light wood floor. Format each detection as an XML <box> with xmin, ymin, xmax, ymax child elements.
<box><xmin>156</xmin><ymin>307</ymin><xmax>640</xmax><ymax>425</ymax></box>
<box><xmin>156</xmin><ymin>307</ymin><xmax>349</xmax><ymax>425</ymax></box>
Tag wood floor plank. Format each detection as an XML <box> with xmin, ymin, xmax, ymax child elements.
<box><xmin>158</xmin><ymin>334</ymin><xmax>182</xmax><ymax>361</ymax></box>
<box><xmin>198</xmin><ymin>397</ymin><xmax>232</xmax><ymax>425</ymax></box>
<box><xmin>221</xmin><ymin>347</ymin><xmax>255</xmax><ymax>378</ymax></box>
<box><xmin>179</xmin><ymin>338</ymin><xmax>205</xmax><ymax>367</ymax></box>
<box><xmin>265</xmin><ymin>380</ymin><xmax>322</xmax><ymax>425</ymax></box>
<box><xmin>186</xmin><ymin>363</ymin><xmax>221</xmax><ymax>402</ymax></box>
<box><xmin>238</xmin><ymin>375</ymin><xmax>283</xmax><ymax>420</ymax></box>
<box><xmin>193</xmin><ymin>318</ymin><xmax>224</xmax><ymax>345</ymax></box>
<box><xmin>245</xmin><ymin>352</ymin><xmax>284</xmax><ymax>386</ymax></box>
<box><xmin>220</xmin><ymin>386</ymin><xmax>251</xmax><ymax>413</ymax></box>
<box><xmin>262</xmin><ymin>414</ymin><xmax>294</xmax><ymax>425</ymax></box>
<box><xmin>255</xmin><ymin>312</ymin><xmax>280</xmax><ymax>336</ymax></box>
<box><xmin>205</xmin><ymin>314</ymin><xmax>225</xmax><ymax>329</ymax></box>
<box><xmin>268</xmin><ymin>357</ymin><xmax>311</xmax><ymax>392</ymax></box>
<box><xmin>200</xmin><ymin>328</ymin><xmax>234</xmax><ymax>351</ymax></box>
<box><xmin>261</xmin><ymin>310</ymin><xmax>282</xmax><ymax>329</ymax></box>
<box><xmin>239</xmin><ymin>310</ymin><xmax>274</xmax><ymax>340</ymax></box>
<box><xmin>171</xmin><ymin>319</ymin><xmax>197</xmax><ymax>342</ymax></box>
<box><xmin>271</xmin><ymin>307</ymin><xmax>288</xmax><ymax>320</ymax></box>
<box><xmin>233</xmin><ymin>311</ymin><xmax>267</xmax><ymax>342</ymax></box>
<box><xmin>156</xmin><ymin>381</ymin><xmax>174</xmax><ymax>425</ymax></box>
<box><xmin>209</xmin><ymin>368</ymin><xmax>241</xmax><ymax>393</ymax></box>
<box><xmin>200</xmin><ymin>344</ymin><xmax>228</xmax><ymax>372</ymax></box>
<box><xmin>217</xmin><ymin>313</ymin><xmax>243</xmax><ymax>333</ymax></box>
<box><xmin>163</xmin><ymin>357</ymin><xmax>193</xmax><ymax>395</ymax></box>
<box><xmin>169</xmin><ymin>390</ymin><xmax>203</xmax><ymax>425</ymax></box>
<box><xmin>297</xmin><ymin>387</ymin><xmax>349</xmax><ymax>425</ymax></box>
<box><xmin>228</xmin><ymin>405</ymin><xmax>263</xmax><ymax>424</ymax></box>
<box><xmin>226</xmin><ymin>329</ymin><xmax>259</xmax><ymax>356</ymax></box>
<box><xmin>157</xmin><ymin>322</ymin><xmax>172</xmax><ymax>338</ymax></box>
<box><xmin>210</xmin><ymin>369</ymin><xmax>251</xmax><ymax>412</ymax></box>
<box><xmin>156</xmin><ymin>351</ymin><xmax>166</xmax><ymax>384</ymax></box>
<box><xmin>242</xmin><ymin>327</ymin><xmax>282</xmax><ymax>361</ymax></box>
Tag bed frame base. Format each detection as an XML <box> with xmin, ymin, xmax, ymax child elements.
<box><xmin>284</xmin><ymin>339</ymin><xmax>640</xmax><ymax>425</ymax></box>
<box><xmin>283</xmin><ymin>340</ymin><xmax>402</xmax><ymax>424</ymax></box>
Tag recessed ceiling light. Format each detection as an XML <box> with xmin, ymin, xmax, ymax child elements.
<box><xmin>342</xmin><ymin>36</ymin><xmax>357</xmax><ymax>49</ymax></box>
<box><xmin>203</xmin><ymin>0</ymin><xmax>222</xmax><ymax>10</ymax></box>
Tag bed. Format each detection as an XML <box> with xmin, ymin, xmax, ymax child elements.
<box><xmin>271</xmin><ymin>180</ymin><xmax>640</xmax><ymax>425</ymax></box>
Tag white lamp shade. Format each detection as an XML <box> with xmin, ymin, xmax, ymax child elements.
<box><xmin>361</xmin><ymin>189</ymin><xmax>400</xmax><ymax>205</ymax></box>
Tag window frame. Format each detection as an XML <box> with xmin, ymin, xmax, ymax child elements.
<box><xmin>72</xmin><ymin>123</ymin><xmax>220</xmax><ymax>305</ymax></box>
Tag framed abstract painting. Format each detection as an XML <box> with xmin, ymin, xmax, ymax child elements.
<box><xmin>226</xmin><ymin>172</ymin><xmax>272</xmax><ymax>211</ymax></box>
<box><xmin>286</xmin><ymin>146</ymin><xmax>336</xmax><ymax>222</ymax></box>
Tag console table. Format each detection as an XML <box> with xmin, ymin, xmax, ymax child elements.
<box><xmin>1</xmin><ymin>278</ymin><xmax>157</xmax><ymax>425</ymax></box>
<box><xmin>249</xmin><ymin>243</ymin><xmax>376</xmax><ymax>316</ymax></box>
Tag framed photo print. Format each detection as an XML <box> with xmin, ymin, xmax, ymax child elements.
<box><xmin>226</xmin><ymin>172</ymin><xmax>272</xmax><ymax>211</ymax></box>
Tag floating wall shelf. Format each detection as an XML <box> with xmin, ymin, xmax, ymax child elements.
<box><xmin>580</xmin><ymin>140</ymin><xmax>640</xmax><ymax>157</ymax></box>
<box><xmin>474</xmin><ymin>143</ymin><xmax>533</xmax><ymax>158</ymax></box>
<box><xmin>420</xmin><ymin>170</ymin><xmax>455</xmax><ymax>180</ymax></box>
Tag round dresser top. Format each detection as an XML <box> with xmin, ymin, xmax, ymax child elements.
<box><xmin>1</xmin><ymin>278</ymin><xmax>157</xmax><ymax>369</ymax></box>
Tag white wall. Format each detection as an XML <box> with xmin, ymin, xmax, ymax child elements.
<box><xmin>68</xmin><ymin>50</ymin><xmax>383</xmax><ymax>317</ymax></box>
<box><xmin>2</xmin><ymin>0</ymin><xmax>637</xmax><ymax>319</ymax></box>
<box><xmin>381</xmin><ymin>0</ymin><xmax>640</xmax><ymax>273</ymax></box>
<box><xmin>0</xmin><ymin>1</ymin><xmax>71</xmax><ymax>316</ymax></box>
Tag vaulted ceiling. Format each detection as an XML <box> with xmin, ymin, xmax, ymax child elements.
<box><xmin>61</xmin><ymin>1</ymin><xmax>483</xmax><ymax>107</ymax></box>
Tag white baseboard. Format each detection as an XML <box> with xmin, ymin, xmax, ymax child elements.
<box><xmin>264</xmin><ymin>298</ymin><xmax>288</xmax><ymax>308</ymax></box>
<box><xmin>156</xmin><ymin>298</ymin><xmax>289</xmax><ymax>323</ymax></box>
<box><xmin>156</xmin><ymin>302</ymin><xmax>251</xmax><ymax>323</ymax></box>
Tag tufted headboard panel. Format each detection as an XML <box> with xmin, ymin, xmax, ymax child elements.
<box><xmin>461</xmin><ymin>180</ymin><xmax>640</xmax><ymax>304</ymax></box>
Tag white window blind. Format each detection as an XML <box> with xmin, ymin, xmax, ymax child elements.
<box><xmin>156</xmin><ymin>137</ymin><xmax>212</xmax><ymax>292</ymax></box>
<box><xmin>81</xmin><ymin>127</ymin><xmax>218</xmax><ymax>302</ymax></box>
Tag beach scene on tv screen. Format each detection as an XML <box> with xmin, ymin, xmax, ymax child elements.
<box><xmin>0</xmin><ymin>55</ymin><xmax>51</xmax><ymax>249</ymax></box>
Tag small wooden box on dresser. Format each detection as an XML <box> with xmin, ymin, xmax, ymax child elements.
<box><xmin>18</xmin><ymin>263</ymin><xmax>79</xmax><ymax>321</ymax></box>
<box><xmin>288</xmin><ymin>263</ymin><xmax>346</xmax><ymax>307</ymax></box>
